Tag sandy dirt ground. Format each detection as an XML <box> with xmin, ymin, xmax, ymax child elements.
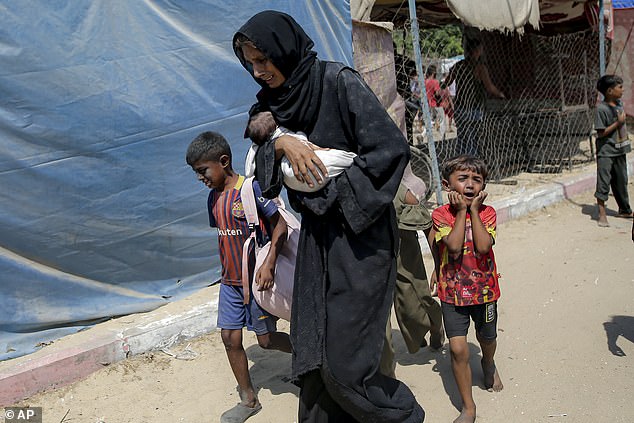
<box><xmin>16</xmin><ymin>183</ymin><xmax>634</xmax><ymax>423</ymax></box>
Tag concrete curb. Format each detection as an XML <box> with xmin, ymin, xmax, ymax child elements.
<box><xmin>1</xmin><ymin>288</ymin><xmax>219</xmax><ymax>406</ymax></box>
<box><xmin>1</xmin><ymin>157</ymin><xmax>632</xmax><ymax>406</ymax></box>
<box><xmin>493</xmin><ymin>158</ymin><xmax>633</xmax><ymax>225</ymax></box>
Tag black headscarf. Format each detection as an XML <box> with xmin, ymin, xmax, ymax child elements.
<box><xmin>233</xmin><ymin>10</ymin><xmax>323</xmax><ymax>133</ymax></box>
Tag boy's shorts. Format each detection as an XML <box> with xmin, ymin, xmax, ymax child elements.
<box><xmin>441</xmin><ymin>301</ymin><xmax>498</xmax><ymax>340</ymax></box>
<box><xmin>217</xmin><ymin>283</ymin><xmax>277</xmax><ymax>336</ymax></box>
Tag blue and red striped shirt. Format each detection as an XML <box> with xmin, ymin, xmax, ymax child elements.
<box><xmin>208</xmin><ymin>175</ymin><xmax>278</xmax><ymax>286</ymax></box>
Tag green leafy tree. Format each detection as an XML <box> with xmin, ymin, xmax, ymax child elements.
<box><xmin>420</xmin><ymin>25</ymin><xmax>463</xmax><ymax>58</ymax></box>
<box><xmin>393</xmin><ymin>24</ymin><xmax>463</xmax><ymax>59</ymax></box>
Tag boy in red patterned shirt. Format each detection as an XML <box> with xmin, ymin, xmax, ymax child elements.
<box><xmin>430</xmin><ymin>155</ymin><xmax>503</xmax><ymax>423</ymax></box>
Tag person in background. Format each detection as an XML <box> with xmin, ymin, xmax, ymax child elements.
<box><xmin>593</xmin><ymin>74</ymin><xmax>632</xmax><ymax>227</ymax></box>
<box><xmin>440</xmin><ymin>78</ymin><xmax>455</xmax><ymax>133</ymax></box>
<box><xmin>425</xmin><ymin>65</ymin><xmax>444</xmax><ymax>133</ymax></box>
<box><xmin>443</xmin><ymin>38</ymin><xmax>505</xmax><ymax>156</ymax></box>
<box><xmin>394</xmin><ymin>49</ymin><xmax>418</xmax><ymax>143</ymax></box>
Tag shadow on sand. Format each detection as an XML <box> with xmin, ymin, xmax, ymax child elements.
<box><xmin>604</xmin><ymin>315</ymin><xmax>634</xmax><ymax>357</ymax></box>
<box><xmin>245</xmin><ymin>328</ymin><xmax>503</xmax><ymax>409</ymax></box>
<box><xmin>391</xmin><ymin>328</ymin><xmax>489</xmax><ymax>411</ymax></box>
<box><xmin>245</xmin><ymin>344</ymin><xmax>299</xmax><ymax>398</ymax></box>
<box><xmin>566</xmin><ymin>197</ymin><xmax>624</xmax><ymax>222</ymax></box>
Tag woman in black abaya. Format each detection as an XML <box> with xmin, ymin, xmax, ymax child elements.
<box><xmin>233</xmin><ymin>11</ymin><xmax>425</xmax><ymax>423</ymax></box>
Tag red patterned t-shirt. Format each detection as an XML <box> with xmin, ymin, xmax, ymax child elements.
<box><xmin>432</xmin><ymin>204</ymin><xmax>500</xmax><ymax>306</ymax></box>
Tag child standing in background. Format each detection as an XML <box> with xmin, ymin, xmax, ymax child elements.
<box><xmin>594</xmin><ymin>74</ymin><xmax>632</xmax><ymax>227</ymax></box>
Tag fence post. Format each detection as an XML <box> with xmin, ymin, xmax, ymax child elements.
<box><xmin>599</xmin><ymin>0</ymin><xmax>605</xmax><ymax>75</ymax></box>
<box><xmin>407</xmin><ymin>0</ymin><xmax>444</xmax><ymax>205</ymax></box>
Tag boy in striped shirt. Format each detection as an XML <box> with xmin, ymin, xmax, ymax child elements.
<box><xmin>186</xmin><ymin>131</ymin><xmax>291</xmax><ymax>423</ymax></box>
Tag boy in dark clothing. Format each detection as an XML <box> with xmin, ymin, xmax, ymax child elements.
<box><xmin>430</xmin><ymin>155</ymin><xmax>503</xmax><ymax>423</ymax></box>
<box><xmin>594</xmin><ymin>74</ymin><xmax>632</xmax><ymax>227</ymax></box>
<box><xmin>186</xmin><ymin>131</ymin><xmax>292</xmax><ymax>423</ymax></box>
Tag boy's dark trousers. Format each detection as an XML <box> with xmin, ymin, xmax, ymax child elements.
<box><xmin>595</xmin><ymin>154</ymin><xmax>632</xmax><ymax>214</ymax></box>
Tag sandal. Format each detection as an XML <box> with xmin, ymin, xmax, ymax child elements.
<box><xmin>220</xmin><ymin>402</ymin><xmax>262</xmax><ymax>423</ymax></box>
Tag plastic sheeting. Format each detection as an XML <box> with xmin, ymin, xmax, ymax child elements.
<box><xmin>445</xmin><ymin>0</ymin><xmax>540</xmax><ymax>34</ymax></box>
<box><xmin>0</xmin><ymin>0</ymin><xmax>352</xmax><ymax>361</ymax></box>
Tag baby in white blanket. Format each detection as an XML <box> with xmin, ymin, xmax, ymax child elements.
<box><xmin>244</xmin><ymin>111</ymin><xmax>356</xmax><ymax>193</ymax></box>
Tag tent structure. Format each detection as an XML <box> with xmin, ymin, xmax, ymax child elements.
<box><xmin>361</xmin><ymin>0</ymin><xmax>602</xmax><ymax>33</ymax></box>
<box><xmin>0</xmin><ymin>1</ymin><xmax>352</xmax><ymax>361</ymax></box>
<box><xmin>351</xmin><ymin>0</ymin><xmax>607</xmax><ymax>184</ymax></box>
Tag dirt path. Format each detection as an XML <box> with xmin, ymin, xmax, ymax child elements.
<box><xmin>17</xmin><ymin>185</ymin><xmax>634</xmax><ymax>423</ymax></box>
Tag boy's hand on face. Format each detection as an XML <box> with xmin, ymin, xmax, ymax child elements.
<box><xmin>448</xmin><ymin>190</ymin><xmax>468</xmax><ymax>211</ymax></box>
<box><xmin>470</xmin><ymin>191</ymin><xmax>488</xmax><ymax>211</ymax></box>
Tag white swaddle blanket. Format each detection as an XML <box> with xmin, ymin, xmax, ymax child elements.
<box><xmin>245</xmin><ymin>127</ymin><xmax>356</xmax><ymax>193</ymax></box>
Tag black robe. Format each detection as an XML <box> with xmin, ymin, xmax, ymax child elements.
<box><xmin>254</xmin><ymin>62</ymin><xmax>425</xmax><ymax>423</ymax></box>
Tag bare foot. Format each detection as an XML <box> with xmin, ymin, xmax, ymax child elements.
<box><xmin>482</xmin><ymin>359</ymin><xmax>503</xmax><ymax>392</ymax></box>
<box><xmin>597</xmin><ymin>218</ymin><xmax>610</xmax><ymax>227</ymax></box>
<box><xmin>453</xmin><ymin>408</ymin><xmax>476</xmax><ymax>423</ymax></box>
<box><xmin>616</xmin><ymin>211</ymin><xmax>633</xmax><ymax>219</ymax></box>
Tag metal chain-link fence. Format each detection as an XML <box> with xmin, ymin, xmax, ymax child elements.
<box><xmin>394</xmin><ymin>23</ymin><xmax>601</xmax><ymax>193</ymax></box>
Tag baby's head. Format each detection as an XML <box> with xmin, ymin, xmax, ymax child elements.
<box><xmin>442</xmin><ymin>155</ymin><xmax>488</xmax><ymax>205</ymax></box>
<box><xmin>246</xmin><ymin>111</ymin><xmax>277</xmax><ymax>146</ymax></box>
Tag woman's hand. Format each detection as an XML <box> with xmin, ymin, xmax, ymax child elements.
<box><xmin>275</xmin><ymin>135</ymin><xmax>328</xmax><ymax>188</ymax></box>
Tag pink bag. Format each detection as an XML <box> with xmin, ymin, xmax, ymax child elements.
<box><xmin>241</xmin><ymin>177</ymin><xmax>300</xmax><ymax>321</ymax></box>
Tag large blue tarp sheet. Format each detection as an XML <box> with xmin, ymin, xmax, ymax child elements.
<box><xmin>0</xmin><ymin>1</ymin><xmax>352</xmax><ymax>361</ymax></box>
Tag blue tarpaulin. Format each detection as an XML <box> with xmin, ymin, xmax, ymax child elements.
<box><xmin>0</xmin><ymin>0</ymin><xmax>352</xmax><ymax>361</ymax></box>
<box><xmin>614</xmin><ymin>1</ymin><xmax>634</xmax><ymax>8</ymax></box>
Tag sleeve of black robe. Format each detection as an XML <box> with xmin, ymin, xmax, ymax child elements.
<box><xmin>252</xmin><ymin>138</ymin><xmax>284</xmax><ymax>200</ymax></box>
<box><xmin>251</xmin><ymin>66</ymin><xmax>410</xmax><ymax>234</ymax></box>
<box><xmin>333</xmin><ymin>68</ymin><xmax>410</xmax><ymax>234</ymax></box>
